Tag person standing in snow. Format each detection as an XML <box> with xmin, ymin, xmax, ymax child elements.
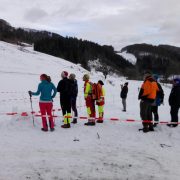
<box><xmin>69</xmin><ymin>73</ymin><xmax>78</xmax><ymax>124</ymax></box>
<box><xmin>28</xmin><ymin>74</ymin><xmax>57</xmax><ymax>132</ymax></box>
<box><xmin>120</xmin><ymin>82</ymin><xmax>128</xmax><ymax>112</ymax></box>
<box><xmin>83</xmin><ymin>74</ymin><xmax>96</xmax><ymax>126</ymax></box>
<box><xmin>138</xmin><ymin>72</ymin><xmax>159</xmax><ymax>133</ymax></box>
<box><xmin>96</xmin><ymin>80</ymin><xmax>105</xmax><ymax>123</ymax></box>
<box><xmin>151</xmin><ymin>75</ymin><xmax>164</xmax><ymax>127</ymax></box>
<box><xmin>167</xmin><ymin>78</ymin><xmax>180</xmax><ymax>127</ymax></box>
<box><xmin>57</xmin><ymin>71</ymin><xmax>72</xmax><ymax>128</ymax></box>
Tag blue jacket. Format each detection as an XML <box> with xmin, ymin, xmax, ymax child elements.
<box><xmin>32</xmin><ymin>80</ymin><xmax>57</xmax><ymax>102</ymax></box>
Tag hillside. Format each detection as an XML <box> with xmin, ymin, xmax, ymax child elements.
<box><xmin>0</xmin><ymin>19</ymin><xmax>134</xmax><ymax>77</ymax></box>
<box><xmin>1</xmin><ymin>41</ymin><xmax>180</xmax><ymax>179</ymax></box>
<box><xmin>121</xmin><ymin>44</ymin><xmax>180</xmax><ymax>78</ymax></box>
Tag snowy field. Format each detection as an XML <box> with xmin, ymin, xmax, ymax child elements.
<box><xmin>0</xmin><ymin>41</ymin><xmax>180</xmax><ymax>180</ymax></box>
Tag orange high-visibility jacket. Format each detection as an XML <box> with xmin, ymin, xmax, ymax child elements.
<box><xmin>139</xmin><ymin>77</ymin><xmax>159</xmax><ymax>101</ymax></box>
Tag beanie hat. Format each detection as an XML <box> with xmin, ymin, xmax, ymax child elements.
<box><xmin>143</xmin><ymin>71</ymin><xmax>152</xmax><ymax>79</ymax></box>
<box><xmin>61</xmin><ymin>71</ymin><xmax>68</xmax><ymax>78</ymax></box>
<box><xmin>69</xmin><ymin>73</ymin><xmax>76</xmax><ymax>80</ymax></box>
<box><xmin>83</xmin><ymin>74</ymin><xmax>90</xmax><ymax>81</ymax></box>
<box><xmin>40</xmin><ymin>74</ymin><xmax>48</xmax><ymax>80</ymax></box>
<box><xmin>98</xmin><ymin>80</ymin><xmax>104</xmax><ymax>85</ymax></box>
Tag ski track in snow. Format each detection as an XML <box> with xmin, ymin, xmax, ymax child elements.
<box><xmin>0</xmin><ymin>41</ymin><xmax>180</xmax><ymax>180</ymax></box>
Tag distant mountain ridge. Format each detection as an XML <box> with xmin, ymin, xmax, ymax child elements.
<box><xmin>121</xmin><ymin>43</ymin><xmax>180</xmax><ymax>78</ymax></box>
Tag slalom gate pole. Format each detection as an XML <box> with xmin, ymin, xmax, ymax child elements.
<box><xmin>29</xmin><ymin>97</ymin><xmax>35</xmax><ymax>127</ymax></box>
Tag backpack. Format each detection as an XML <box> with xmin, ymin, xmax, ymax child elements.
<box><xmin>90</xmin><ymin>83</ymin><xmax>102</xmax><ymax>100</ymax></box>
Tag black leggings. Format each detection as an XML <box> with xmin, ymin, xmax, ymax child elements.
<box><xmin>71</xmin><ymin>97</ymin><xmax>78</xmax><ymax>117</ymax></box>
<box><xmin>170</xmin><ymin>106</ymin><xmax>180</xmax><ymax>123</ymax></box>
<box><xmin>60</xmin><ymin>97</ymin><xmax>71</xmax><ymax>116</ymax></box>
<box><xmin>152</xmin><ymin>106</ymin><xmax>159</xmax><ymax>122</ymax></box>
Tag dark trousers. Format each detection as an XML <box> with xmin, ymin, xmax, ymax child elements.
<box><xmin>122</xmin><ymin>98</ymin><xmax>126</xmax><ymax>111</ymax></box>
<box><xmin>140</xmin><ymin>100</ymin><xmax>153</xmax><ymax>128</ymax></box>
<box><xmin>60</xmin><ymin>97</ymin><xmax>71</xmax><ymax>116</ymax></box>
<box><xmin>152</xmin><ymin>106</ymin><xmax>159</xmax><ymax>122</ymax></box>
<box><xmin>71</xmin><ymin>97</ymin><xmax>78</xmax><ymax>118</ymax></box>
<box><xmin>170</xmin><ymin>106</ymin><xmax>180</xmax><ymax>123</ymax></box>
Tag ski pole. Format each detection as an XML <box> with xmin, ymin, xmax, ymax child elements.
<box><xmin>29</xmin><ymin>91</ymin><xmax>35</xmax><ymax>127</ymax></box>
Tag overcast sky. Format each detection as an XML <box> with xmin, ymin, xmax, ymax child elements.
<box><xmin>0</xmin><ymin>0</ymin><xmax>180</xmax><ymax>50</ymax></box>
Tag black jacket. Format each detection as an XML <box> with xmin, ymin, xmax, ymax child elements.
<box><xmin>57</xmin><ymin>77</ymin><xmax>72</xmax><ymax>98</ymax></box>
<box><xmin>121</xmin><ymin>85</ymin><xmax>128</xmax><ymax>98</ymax></box>
<box><xmin>169</xmin><ymin>84</ymin><xmax>180</xmax><ymax>106</ymax></box>
<box><xmin>69</xmin><ymin>79</ymin><xmax>78</xmax><ymax>98</ymax></box>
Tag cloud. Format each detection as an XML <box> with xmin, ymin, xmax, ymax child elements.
<box><xmin>24</xmin><ymin>8</ymin><xmax>48</xmax><ymax>23</ymax></box>
<box><xmin>0</xmin><ymin>0</ymin><xmax>180</xmax><ymax>48</ymax></box>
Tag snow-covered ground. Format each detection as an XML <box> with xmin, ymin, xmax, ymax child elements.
<box><xmin>0</xmin><ymin>41</ymin><xmax>180</xmax><ymax>180</ymax></box>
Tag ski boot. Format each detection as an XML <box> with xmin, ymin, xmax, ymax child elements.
<box><xmin>61</xmin><ymin>124</ymin><xmax>71</xmax><ymax>128</ymax></box>
<box><xmin>84</xmin><ymin>121</ymin><xmax>96</xmax><ymax>126</ymax></box>
<box><xmin>41</xmin><ymin>128</ymin><xmax>48</xmax><ymax>132</ymax></box>
<box><xmin>149</xmin><ymin>125</ymin><xmax>154</xmax><ymax>132</ymax></box>
<box><xmin>50</xmin><ymin>128</ymin><xmax>55</xmax><ymax>132</ymax></box>
<box><xmin>71</xmin><ymin>118</ymin><xmax>77</xmax><ymax>124</ymax></box>
<box><xmin>167</xmin><ymin>123</ymin><xmax>178</xmax><ymax>127</ymax></box>
<box><xmin>97</xmin><ymin>119</ymin><xmax>103</xmax><ymax>123</ymax></box>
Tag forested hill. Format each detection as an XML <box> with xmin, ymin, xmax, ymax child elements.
<box><xmin>34</xmin><ymin>37</ymin><xmax>134</xmax><ymax>75</ymax></box>
<box><xmin>121</xmin><ymin>44</ymin><xmax>180</xmax><ymax>78</ymax></box>
<box><xmin>0</xmin><ymin>19</ymin><xmax>134</xmax><ymax>77</ymax></box>
<box><xmin>2</xmin><ymin>19</ymin><xmax>179</xmax><ymax>79</ymax></box>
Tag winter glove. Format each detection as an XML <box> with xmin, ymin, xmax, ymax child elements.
<box><xmin>28</xmin><ymin>91</ymin><xmax>32</xmax><ymax>97</ymax></box>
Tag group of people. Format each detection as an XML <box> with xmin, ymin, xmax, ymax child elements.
<box><xmin>138</xmin><ymin>72</ymin><xmax>180</xmax><ymax>133</ymax></box>
<box><xmin>28</xmin><ymin>71</ymin><xmax>105</xmax><ymax>131</ymax></box>
<box><xmin>28</xmin><ymin>71</ymin><xmax>180</xmax><ymax>133</ymax></box>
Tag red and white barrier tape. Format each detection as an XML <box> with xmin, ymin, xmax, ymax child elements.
<box><xmin>0</xmin><ymin>95</ymin><xmax>84</xmax><ymax>102</ymax></box>
<box><xmin>2</xmin><ymin>112</ymin><xmax>176</xmax><ymax>125</ymax></box>
<box><xmin>0</xmin><ymin>91</ymin><xmax>25</xmax><ymax>94</ymax></box>
<box><xmin>0</xmin><ymin>105</ymin><xmax>85</xmax><ymax>116</ymax></box>
<box><xmin>0</xmin><ymin>98</ymin><xmax>39</xmax><ymax>102</ymax></box>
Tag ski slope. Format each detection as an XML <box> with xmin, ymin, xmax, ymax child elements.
<box><xmin>0</xmin><ymin>41</ymin><xmax>180</xmax><ymax>180</ymax></box>
<box><xmin>117</xmin><ymin>51</ymin><xmax>137</xmax><ymax>65</ymax></box>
